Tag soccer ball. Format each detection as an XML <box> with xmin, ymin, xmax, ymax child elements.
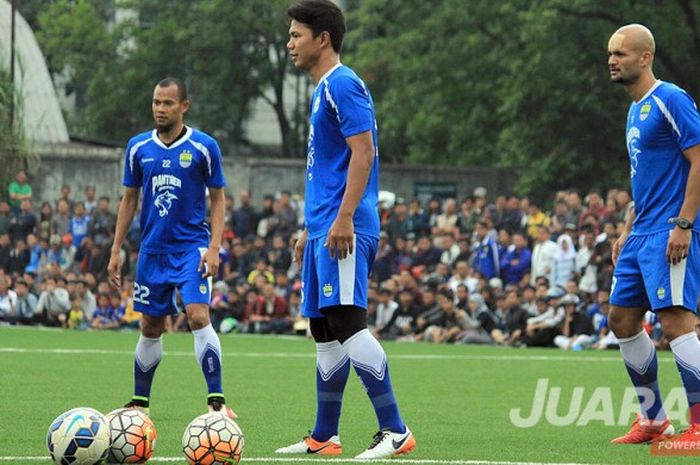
<box><xmin>182</xmin><ymin>412</ymin><xmax>244</xmax><ymax>465</ymax></box>
<box><xmin>47</xmin><ymin>407</ymin><xmax>110</xmax><ymax>465</ymax></box>
<box><xmin>105</xmin><ymin>408</ymin><xmax>157</xmax><ymax>463</ymax></box>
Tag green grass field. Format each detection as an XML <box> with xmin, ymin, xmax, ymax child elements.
<box><xmin>0</xmin><ymin>326</ymin><xmax>695</xmax><ymax>464</ymax></box>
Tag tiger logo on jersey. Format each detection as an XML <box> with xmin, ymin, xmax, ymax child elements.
<box><xmin>151</xmin><ymin>174</ymin><xmax>182</xmax><ymax>217</ymax></box>
<box><xmin>154</xmin><ymin>189</ymin><xmax>178</xmax><ymax>217</ymax></box>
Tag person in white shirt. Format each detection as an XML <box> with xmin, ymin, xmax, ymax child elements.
<box><xmin>530</xmin><ymin>226</ymin><xmax>558</xmax><ymax>285</ymax></box>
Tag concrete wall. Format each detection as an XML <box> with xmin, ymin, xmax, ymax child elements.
<box><xmin>33</xmin><ymin>144</ymin><xmax>516</xmax><ymax>206</ymax></box>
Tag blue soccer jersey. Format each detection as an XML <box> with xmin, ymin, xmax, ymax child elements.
<box><xmin>123</xmin><ymin>126</ymin><xmax>226</xmax><ymax>253</ymax></box>
<box><xmin>305</xmin><ymin>64</ymin><xmax>380</xmax><ymax>240</ymax></box>
<box><xmin>626</xmin><ymin>81</ymin><xmax>700</xmax><ymax>234</ymax></box>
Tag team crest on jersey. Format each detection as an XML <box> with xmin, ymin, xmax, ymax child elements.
<box><xmin>639</xmin><ymin>102</ymin><xmax>652</xmax><ymax>121</ymax></box>
<box><xmin>657</xmin><ymin>287</ymin><xmax>666</xmax><ymax>300</ymax></box>
<box><xmin>323</xmin><ymin>283</ymin><xmax>333</xmax><ymax>298</ymax></box>
<box><xmin>199</xmin><ymin>284</ymin><xmax>207</xmax><ymax>294</ymax></box>
<box><xmin>313</xmin><ymin>95</ymin><xmax>321</xmax><ymax>114</ymax></box>
<box><xmin>151</xmin><ymin>174</ymin><xmax>182</xmax><ymax>217</ymax></box>
<box><xmin>179</xmin><ymin>150</ymin><xmax>193</xmax><ymax>168</ymax></box>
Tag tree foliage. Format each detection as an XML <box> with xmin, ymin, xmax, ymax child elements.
<box><xmin>36</xmin><ymin>0</ymin><xmax>303</xmax><ymax>155</ymax></box>
<box><xmin>0</xmin><ymin>68</ymin><xmax>38</xmax><ymax>202</ymax></box>
<box><xmin>344</xmin><ymin>0</ymin><xmax>700</xmax><ymax>197</ymax></box>
<box><xmin>30</xmin><ymin>0</ymin><xmax>700</xmax><ymax>196</ymax></box>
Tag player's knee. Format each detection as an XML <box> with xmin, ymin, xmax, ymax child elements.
<box><xmin>323</xmin><ymin>306</ymin><xmax>367</xmax><ymax>343</ymax></box>
<box><xmin>186</xmin><ymin>305</ymin><xmax>210</xmax><ymax>330</ymax></box>
<box><xmin>140</xmin><ymin>315</ymin><xmax>166</xmax><ymax>338</ymax></box>
<box><xmin>658</xmin><ymin>307</ymin><xmax>696</xmax><ymax>341</ymax></box>
<box><xmin>608</xmin><ymin>307</ymin><xmax>643</xmax><ymax>338</ymax></box>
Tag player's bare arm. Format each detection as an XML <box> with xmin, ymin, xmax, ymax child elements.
<box><xmin>107</xmin><ymin>187</ymin><xmax>140</xmax><ymax>288</ymax></box>
<box><xmin>199</xmin><ymin>187</ymin><xmax>225</xmax><ymax>278</ymax></box>
<box><xmin>293</xmin><ymin>229</ymin><xmax>308</xmax><ymax>267</ymax></box>
<box><xmin>325</xmin><ymin>130</ymin><xmax>375</xmax><ymax>260</ymax></box>
<box><xmin>667</xmin><ymin>144</ymin><xmax>700</xmax><ymax>265</ymax></box>
<box><xmin>612</xmin><ymin>205</ymin><xmax>635</xmax><ymax>266</ymax></box>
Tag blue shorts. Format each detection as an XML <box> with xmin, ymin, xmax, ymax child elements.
<box><xmin>134</xmin><ymin>247</ymin><xmax>212</xmax><ymax>317</ymax></box>
<box><xmin>610</xmin><ymin>230</ymin><xmax>700</xmax><ymax>312</ymax></box>
<box><xmin>301</xmin><ymin>233</ymin><xmax>377</xmax><ymax>318</ymax></box>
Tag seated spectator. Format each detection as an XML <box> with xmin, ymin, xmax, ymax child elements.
<box><xmin>0</xmin><ymin>274</ymin><xmax>17</xmax><ymax>324</ymax></box>
<box><xmin>36</xmin><ymin>276</ymin><xmax>70</xmax><ymax>326</ymax></box>
<box><xmin>91</xmin><ymin>293</ymin><xmax>121</xmax><ymax>329</ymax></box>
<box><xmin>373</xmin><ymin>287</ymin><xmax>398</xmax><ymax>336</ymax></box>
<box><xmin>502</xmin><ymin>289</ymin><xmax>529</xmax><ymax>345</ymax></box>
<box><xmin>378</xmin><ymin>289</ymin><xmax>419</xmax><ymax>340</ymax></box>
<box><xmin>247</xmin><ymin>258</ymin><xmax>274</xmax><ymax>286</ymax></box>
<box><xmin>454</xmin><ymin>298</ymin><xmax>492</xmax><ymax>344</ymax></box>
<box><xmin>553</xmin><ymin>294</ymin><xmax>595</xmax><ymax>350</ymax></box>
<box><xmin>447</xmin><ymin>260</ymin><xmax>478</xmax><ymax>294</ymax></box>
<box><xmin>412</xmin><ymin>288</ymin><xmax>441</xmax><ymax>340</ymax></box>
<box><xmin>75</xmin><ymin>280</ymin><xmax>97</xmax><ymax>320</ymax></box>
<box><xmin>14</xmin><ymin>278</ymin><xmax>37</xmax><ymax>325</ymax></box>
<box><xmin>246</xmin><ymin>283</ymin><xmax>291</xmax><ymax>334</ymax></box>
<box><xmin>412</xmin><ymin>236</ymin><xmax>442</xmax><ymax>269</ymax></box>
<box><xmin>66</xmin><ymin>294</ymin><xmax>85</xmax><ymax>330</ymax></box>
<box><xmin>522</xmin><ymin>296</ymin><xmax>564</xmax><ymax>347</ymax></box>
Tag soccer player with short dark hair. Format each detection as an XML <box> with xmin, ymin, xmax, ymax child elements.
<box><xmin>275</xmin><ymin>0</ymin><xmax>415</xmax><ymax>459</ymax></box>
<box><xmin>107</xmin><ymin>77</ymin><xmax>236</xmax><ymax>419</ymax></box>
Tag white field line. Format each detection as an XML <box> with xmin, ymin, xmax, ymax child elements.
<box><xmin>0</xmin><ymin>346</ymin><xmax>675</xmax><ymax>364</ymax></box>
<box><xmin>0</xmin><ymin>457</ymin><xmax>610</xmax><ymax>465</ymax></box>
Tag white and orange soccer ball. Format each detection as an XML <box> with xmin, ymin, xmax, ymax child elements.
<box><xmin>182</xmin><ymin>412</ymin><xmax>244</xmax><ymax>465</ymax></box>
<box><xmin>105</xmin><ymin>408</ymin><xmax>157</xmax><ymax>464</ymax></box>
<box><xmin>47</xmin><ymin>407</ymin><xmax>110</xmax><ymax>465</ymax></box>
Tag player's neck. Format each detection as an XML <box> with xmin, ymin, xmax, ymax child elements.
<box><xmin>309</xmin><ymin>54</ymin><xmax>340</xmax><ymax>85</ymax></box>
<box><xmin>626</xmin><ymin>73</ymin><xmax>658</xmax><ymax>102</ymax></box>
<box><xmin>157</xmin><ymin>122</ymin><xmax>186</xmax><ymax>145</ymax></box>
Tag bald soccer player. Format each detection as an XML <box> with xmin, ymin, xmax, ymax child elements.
<box><xmin>607</xmin><ymin>24</ymin><xmax>700</xmax><ymax>444</ymax></box>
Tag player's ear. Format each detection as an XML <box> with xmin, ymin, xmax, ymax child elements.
<box><xmin>319</xmin><ymin>30</ymin><xmax>331</xmax><ymax>48</ymax></box>
<box><xmin>181</xmin><ymin>99</ymin><xmax>191</xmax><ymax>113</ymax></box>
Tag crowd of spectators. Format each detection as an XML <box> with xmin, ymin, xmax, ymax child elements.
<box><xmin>1</xmin><ymin>169</ymin><xmax>694</xmax><ymax>349</ymax></box>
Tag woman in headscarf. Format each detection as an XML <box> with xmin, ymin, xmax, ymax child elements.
<box><xmin>550</xmin><ymin>233</ymin><xmax>577</xmax><ymax>290</ymax></box>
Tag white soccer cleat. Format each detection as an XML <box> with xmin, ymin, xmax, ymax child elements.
<box><xmin>275</xmin><ymin>434</ymin><xmax>342</xmax><ymax>455</ymax></box>
<box><xmin>355</xmin><ymin>426</ymin><xmax>416</xmax><ymax>459</ymax></box>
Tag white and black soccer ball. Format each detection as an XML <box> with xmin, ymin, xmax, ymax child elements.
<box><xmin>47</xmin><ymin>407</ymin><xmax>110</xmax><ymax>465</ymax></box>
<box><xmin>105</xmin><ymin>408</ymin><xmax>157</xmax><ymax>463</ymax></box>
<box><xmin>182</xmin><ymin>412</ymin><xmax>244</xmax><ymax>465</ymax></box>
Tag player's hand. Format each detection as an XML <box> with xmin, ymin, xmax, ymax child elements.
<box><xmin>667</xmin><ymin>227</ymin><xmax>692</xmax><ymax>265</ymax></box>
<box><xmin>612</xmin><ymin>231</ymin><xmax>630</xmax><ymax>266</ymax></box>
<box><xmin>325</xmin><ymin>214</ymin><xmax>354</xmax><ymax>260</ymax></box>
<box><xmin>107</xmin><ymin>252</ymin><xmax>123</xmax><ymax>289</ymax></box>
<box><xmin>199</xmin><ymin>247</ymin><xmax>220</xmax><ymax>279</ymax></box>
<box><xmin>293</xmin><ymin>229</ymin><xmax>308</xmax><ymax>267</ymax></box>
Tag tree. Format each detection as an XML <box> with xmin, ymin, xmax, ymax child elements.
<box><xmin>0</xmin><ymin>68</ymin><xmax>38</xmax><ymax>202</ymax></box>
<box><xmin>35</xmin><ymin>0</ymin><xmax>306</xmax><ymax>154</ymax></box>
<box><xmin>344</xmin><ymin>0</ymin><xmax>700</xmax><ymax>197</ymax></box>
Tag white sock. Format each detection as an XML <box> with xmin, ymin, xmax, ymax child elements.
<box><xmin>342</xmin><ymin>329</ymin><xmax>387</xmax><ymax>379</ymax></box>
<box><xmin>135</xmin><ymin>334</ymin><xmax>162</xmax><ymax>372</ymax></box>
<box><xmin>317</xmin><ymin>341</ymin><xmax>349</xmax><ymax>381</ymax></box>
<box><xmin>618</xmin><ymin>330</ymin><xmax>655</xmax><ymax>374</ymax></box>
<box><xmin>192</xmin><ymin>323</ymin><xmax>222</xmax><ymax>366</ymax></box>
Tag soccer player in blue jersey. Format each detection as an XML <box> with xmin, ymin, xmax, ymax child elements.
<box><xmin>275</xmin><ymin>0</ymin><xmax>415</xmax><ymax>459</ymax></box>
<box><xmin>607</xmin><ymin>24</ymin><xmax>700</xmax><ymax>445</ymax></box>
<box><xmin>107</xmin><ymin>77</ymin><xmax>235</xmax><ymax>419</ymax></box>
